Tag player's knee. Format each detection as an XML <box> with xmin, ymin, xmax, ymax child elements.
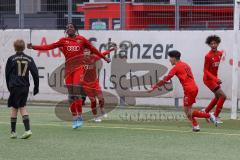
<box><xmin>11</xmin><ymin>108</ymin><xmax>18</xmax><ymax>113</ymax></box>
<box><xmin>81</xmin><ymin>95</ymin><xmax>86</xmax><ymax>101</ymax></box>
<box><xmin>184</xmin><ymin>109</ymin><xmax>192</xmax><ymax>119</ymax></box>
<box><xmin>66</xmin><ymin>85</ymin><xmax>74</xmax><ymax>94</ymax></box>
<box><xmin>20</xmin><ymin>107</ymin><xmax>28</xmax><ymax>115</ymax></box>
<box><xmin>185</xmin><ymin>113</ymin><xmax>191</xmax><ymax>120</ymax></box>
<box><xmin>22</xmin><ymin>115</ymin><xmax>29</xmax><ymax>120</ymax></box>
<box><xmin>68</xmin><ymin>95</ymin><xmax>77</xmax><ymax>103</ymax></box>
<box><xmin>11</xmin><ymin>109</ymin><xmax>18</xmax><ymax>117</ymax></box>
<box><xmin>89</xmin><ymin>97</ymin><xmax>96</xmax><ymax>103</ymax></box>
<box><xmin>216</xmin><ymin>92</ymin><xmax>226</xmax><ymax>99</ymax></box>
<box><xmin>81</xmin><ymin>95</ymin><xmax>86</xmax><ymax>105</ymax></box>
<box><xmin>187</xmin><ymin>113</ymin><xmax>192</xmax><ymax>120</ymax></box>
<box><xmin>221</xmin><ymin>93</ymin><xmax>227</xmax><ymax>100</ymax></box>
<box><xmin>99</xmin><ymin>98</ymin><xmax>104</xmax><ymax>105</ymax></box>
<box><xmin>215</xmin><ymin>92</ymin><xmax>221</xmax><ymax>98</ymax></box>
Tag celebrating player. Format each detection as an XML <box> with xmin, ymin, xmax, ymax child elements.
<box><xmin>82</xmin><ymin>47</ymin><xmax>116</xmax><ymax>122</ymax></box>
<box><xmin>148</xmin><ymin>50</ymin><xmax>217</xmax><ymax>132</ymax></box>
<box><xmin>27</xmin><ymin>23</ymin><xmax>110</xmax><ymax>129</ymax></box>
<box><xmin>203</xmin><ymin>35</ymin><xmax>226</xmax><ymax>124</ymax></box>
<box><xmin>5</xmin><ymin>39</ymin><xmax>39</xmax><ymax>139</ymax></box>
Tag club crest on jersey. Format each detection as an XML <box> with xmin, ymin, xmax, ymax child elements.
<box><xmin>77</xmin><ymin>40</ymin><xmax>82</xmax><ymax>44</ymax></box>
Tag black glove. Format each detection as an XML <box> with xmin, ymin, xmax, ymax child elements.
<box><xmin>33</xmin><ymin>87</ymin><xmax>39</xmax><ymax>96</ymax></box>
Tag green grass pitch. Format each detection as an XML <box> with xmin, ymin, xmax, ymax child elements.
<box><xmin>0</xmin><ymin>105</ymin><xmax>240</xmax><ymax>160</ymax></box>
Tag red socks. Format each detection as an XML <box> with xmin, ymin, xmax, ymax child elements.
<box><xmin>75</xmin><ymin>99</ymin><xmax>83</xmax><ymax>114</ymax></box>
<box><xmin>99</xmin><ymin>99</ymin><xmax>104</xmax><ymax>110</ymax></box>
<box><xmin>189</xmin><ymin>95</ymin><xmax>225</xmax><ymax>127</ymax></box>
<box><xmin>69</xmin><ymin>102</ymin><xmax>77</xmax><ymax>116</ymax></box>
<box><xmin>214</xmin><ymin>96</ymin><xmax>226</xmax><ymax>117</ymax></box>
<box><xmin>192</xmin><ymin>109</ymin><xmax>210</xmax><ymax>118</ymax></box>
<box><xmin>90</xmin><ymin>100</ymin><xmax>97</xmax><ymax>116</ymax></box>
<box><xmin>205</xmin><ymin>96</ymin><xmax>225</xmax><ymax>117</ymax></box>
<box><xmin>205</xmin><ymin>97</ymin><xmax>218</xmax><ymax>113</ymax></box>
<box><xmin>190</xmin><ymin>109</ymin><xmax>210</xmax><ymax>127</ymax></box>
<box><xmin>191</xmin><ymin>117</ymin><xmax>198</xmax><ymax>126</ymax></box>
<box><xmin>69</xmin><ymin>99</ymin><xmax>83</xmax><ymax>116</ymax></box>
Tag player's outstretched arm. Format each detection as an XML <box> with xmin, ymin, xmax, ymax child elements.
<box><xmin>27</xmin><ymin>39</ymin><xmax>63</xmax><ymax>51</ymax></box>
<box><xmin>148</xmin><ymin>80</ymin><xmax>165</xmax><ymax>93</ymax></box>
<box><xmin>148</xmin><ymin>67</ymin><xmax>176</xmax><ymax>93</ymax></box>
<box><xmin>29</xmin><ymin>58</ymin><xmax>39</xmax><ymax>95</ymax></box>
<box><xmin>83</xmin><ymin>38</ymin><xmax>111</xmax><ymax>63</ymax></box>
<box><xmin>86</xmin><ymin>49</ymin><xmax>115</xmax><ymax>64</ymax></box>
<box><xmin>102</xmin><ymin>47</ymin><xmax>117</xmax><ymax>56</ymax></box>
<box><xmin>90</xmin><ymin>48</ymin><xmax>117</xmax><ymax>63</ymax></box>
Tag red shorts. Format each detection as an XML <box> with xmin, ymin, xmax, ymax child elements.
<box><xmin>65</xmin><ymin>68</ymin><xmax>85</xmax><ymax>86</ymax></box>
<box><xmin>82</xmin><ymin>80</ymin><xmax>102</xmax><ymax>98</ymax></box>
<box><xmin>204</xmin><ymin>80</ymin><xmax>220</xmax><ymax>92</ymax></box>
<box><xmin>183</xmin><ymin>89</ymin><xmax>198</xmax><ymax>107</ymax></box>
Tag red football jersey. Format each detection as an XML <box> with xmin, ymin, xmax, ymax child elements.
<box><xmin>154</xmin><ymin>61</ymin><xmax>198</xmax><ymax>93</ymax></box>
<box><xmin>82</xmin><ymin>63</ymin><xmax>98</xmax><ymax>84</ymax></box>
<box><xmin>32</xmin><ymin>35</ymin><xmax>105</xmax><ymax>76</ymax></box>
<box><xmin>203</xmin><ymin>50</ymin><xmax>223</xmax><ymax>82</ymax></box>
<box><xmin>82</xmin><ymin>50</ymin><xmax>111</xmax><ymax>84</ymax></box>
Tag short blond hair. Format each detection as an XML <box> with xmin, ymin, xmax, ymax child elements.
<box><xmin>14</xmin><ymin>39</ymin><xmax>25</xmax><ymax>52</ymax></box>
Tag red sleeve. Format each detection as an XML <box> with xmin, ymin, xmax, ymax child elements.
<box><xmin>203</xmin><ymin>56</ymin><xmax>218</xmax><ymax>82</ymax></box>
<box><xmin>219</xmin><ymin>51</ymin><xmax>223</xmax><ymax>60</ymax></box>
<box><xmin>103</xmin><ymin>48</ymin><xmax>116</xmax><ymax>56</ymax></box>
<box><xmin>82</xmin><ymin>37</ymin><xmax>109</xmax><ymax>61</ymax></box>
<box><xmin>219</xmin><ymin>51</ymin><xmax>223</xmax><ymax>57</ymax></box>
<box><xmin>163</xmin><ymin>67</ymin><xmax>177</xmax><ymax>82</ymax></box>
<box><xmin>152</xmin><ymin>66</ymin><xmax>177</xmax><ymax>89</ymax></box>
<box><xmin>32</xmin><ymin>39</ymin><xmax>63</xmax><ymax>50</ymax></box>
<box><xmin>89</xmin><ymin>50</ymin><xmax>113</xmax><ymax>62</ymax></box>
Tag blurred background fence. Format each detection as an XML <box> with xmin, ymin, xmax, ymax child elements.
<box><xmin>0</xmin><ymin>0</ymin><xmax>234</xmax><ymax>30</ymax></box>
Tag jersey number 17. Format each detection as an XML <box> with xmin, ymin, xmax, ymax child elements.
<box><xmin>17</xmin><ymin>60</ymin><xmax>28</xmax><ymax>76</ymax></box>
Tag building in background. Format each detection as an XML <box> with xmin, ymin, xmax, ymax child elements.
<box><xmin>0</xmin><ymin>0</ymin><xmax>234</xmax><ymax>30</ymax></box>
<box><xmin>77</xmin><ymin>0</ymin><xmax>233</xmax><ymax>30</ymax></box>
<box><xmin>0</xmin><ymin>0</ymin><xmax>88</xmax><ymax>29</ymax></box>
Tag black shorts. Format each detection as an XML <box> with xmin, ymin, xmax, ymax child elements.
<box><xmin>8</xmin><ymin>87</ymin><xmax>29</xmax><ymax>108</ymax></box>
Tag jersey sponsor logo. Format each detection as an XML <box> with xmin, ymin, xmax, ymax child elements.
<box><xmin>67</xmin><ymin>46</ymin><xmax>80</xmax><ymax>51</ymax></box>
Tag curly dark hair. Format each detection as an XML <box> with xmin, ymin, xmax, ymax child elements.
<box><xmin>64</xmin><ymin>23</ymin><xmax>79</xmax><ymax>35</ymax></box>
<box><xmin>205</xmin><ymin>35</ymin><xmax>221</xmax><ymax>45</ymax></box>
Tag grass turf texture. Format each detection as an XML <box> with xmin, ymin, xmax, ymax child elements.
<box><xmin>0</xmin><ymin>105</ymin><xmax>240</xmax><ymax>160</ymax></box>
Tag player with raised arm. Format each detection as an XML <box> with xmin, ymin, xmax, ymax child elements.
<box><xmin>203</xmin><ymin>35</ymin><xmax>226</xmax><ymax>124</ymax></box>
<box><xmin>27</xmin><ymin>23</ymin><xmax>110</xmax><ymax>129</ymax></box>
<box><xmin>5</xmin><ymin>39</ymin><xmax>39</xmax><ymax>139</ymax></box>
<box><xmin>148</xmin><ymin>50</ymin><xmax>217</xmax><ymax>132</ymax></box>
